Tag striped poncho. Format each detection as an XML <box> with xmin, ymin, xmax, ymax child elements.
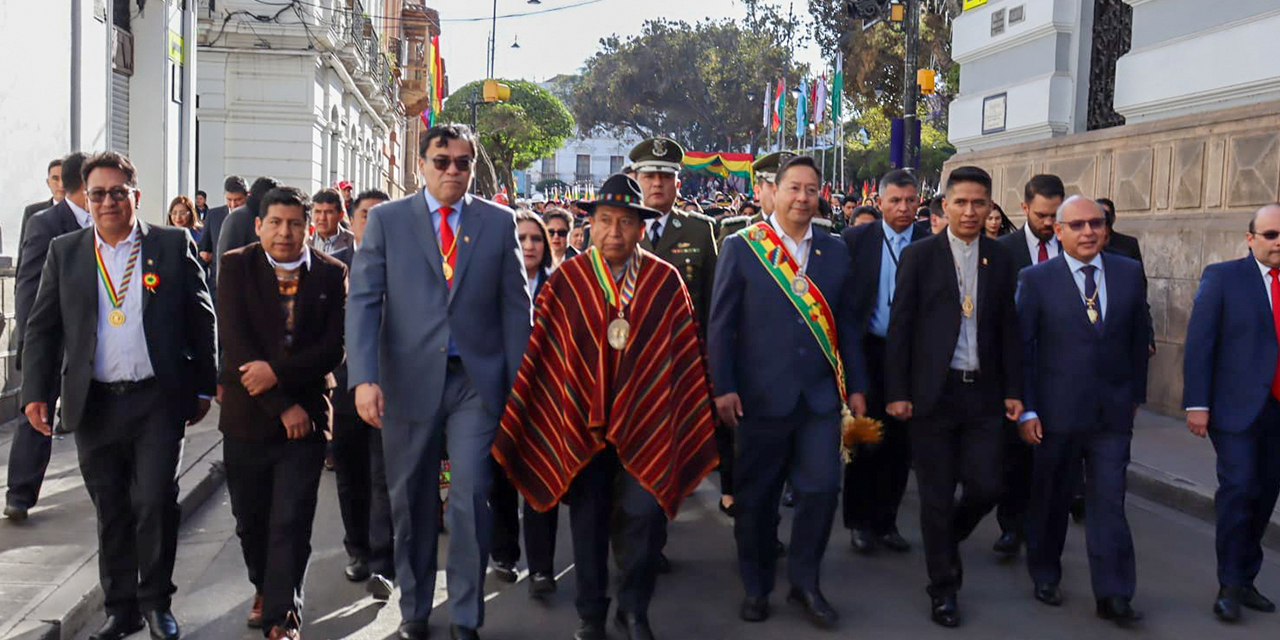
<box><xmin>492</xmin><ymin>247</ymin><xmax>718</xmax><ymax>519</ymax></box>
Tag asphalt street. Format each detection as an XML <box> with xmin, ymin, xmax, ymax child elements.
<box><xmin>76</xmin><ymin>467</ymin><xmax>1280</xmax><ymax>640</ymax></box>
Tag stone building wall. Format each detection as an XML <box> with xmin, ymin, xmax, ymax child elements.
<box><xmin>942</xmin><ymin>99</ymin><xmax>1280</xmax><ymax>416</ymax></box>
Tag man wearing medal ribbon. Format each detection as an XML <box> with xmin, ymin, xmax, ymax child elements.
<box><xmin>21</xmin><ymin>151</ymin><xmax>217</xmax><ymax>640</ymax></box>
<box><xmin>708</xmin><ymin>155</ymin><xmax>867</xmax><ymax>629</ymax></box>
<box><xmin>493</xmin><ymin>173</ymin><xmax>718</xmax><ymax>640</ymax></box>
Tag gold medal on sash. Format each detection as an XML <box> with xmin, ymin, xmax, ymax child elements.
<box><xmin>108</xmin><ymin>309</ymin><xmax>126</xmax><ymax>326</ymax></box>
<box><xmin>791</xmin><ymin>276</ymin><xmax>810</xmax><ymax>297</ymax></box>
<box><xmin>607</xmin><ymin>317</ymin><xmax>630</xmax><ymax>351</ymax></box>
<box><xmin>962</xmin><ymin>295</ymin><xmax>975</xmax><ymax>318</ymax></box>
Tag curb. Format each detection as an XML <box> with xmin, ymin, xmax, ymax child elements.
<box><xmin>1128</xmin><ymin>461</ymin><xmax>1280</xmax><ymax>551</ymax></box>
<box><xmin>11</xmin><ymin>437</ymin><xmax>225</xmax><ymax>640</ymax></box>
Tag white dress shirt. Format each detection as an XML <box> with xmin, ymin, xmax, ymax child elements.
<box><xmin>768</xmin><ymin>214</ymin><xmax>814</xmax><ymax>274</ymax></box>
<box><xmin>265</xmin><ymin>245</ymin><xmax>313</xmax><ymax>272</ymax></box>
<box><xmin>1023</xmin><ymin>225</ymin><xmax>1058</xmax><ymax>263</ymax></box>
<box><xmin>947</xmin><ymin>228</ymin><xmax>980</xmax><ymax>371</ymax></box>
<box><xmin>93</xmin><ymin>225</ymin><xmax>155</xmax><ymax>382</ymax></box>
<box><xmin>1185</xmin><ymin>258</ymin><xmax>1276</xmax><ymax>412</ymax></box>
<box><xmin>68</xmin><ymin>198</ymin><xmax>93</xmax><ymax>229</ymax></box>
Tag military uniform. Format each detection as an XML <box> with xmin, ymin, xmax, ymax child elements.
<box><xmin>717</xmin><ymin>150</ymin><xmax>795</xmax><ymax>246</ymax></box>
<box><xmin>629</xmin><ymin>137</ymin><xmax>718</xmax><ymax>337</ymax></box>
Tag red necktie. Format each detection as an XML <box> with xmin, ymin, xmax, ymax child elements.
<box><xmin>1271</xmin><ymin>269</ymin><xmax>1280</xmax><ymax>400</ymax></box>
<box><xmin>1037</xmin><ymin>240</ymin><xmax>1048</xmax><ymax>263</ymax></box>
<box><xmin>438</xmin><ymin>206</ymin><xmax>456</xmax><ymax>288</ymax></box>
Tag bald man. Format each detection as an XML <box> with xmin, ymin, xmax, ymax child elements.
<box><xmin>1016</xmin><ymin>196</ymin><xmax>1149</xmax><ymax>626</ymax></box>
<box><xmin>1184</xmin><ymin>203</ymin><xmax>1280</xmax><ymax>623</ymax></box>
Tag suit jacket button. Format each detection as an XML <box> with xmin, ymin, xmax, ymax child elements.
<box><xmin>439</xmin><ymin>346</ymin><xmax>446</xmax><ymax>353</ymax></box>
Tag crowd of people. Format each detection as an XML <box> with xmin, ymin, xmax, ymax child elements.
<box><xmin>4</xmin><ymin>122</ymin><xmax>1279</xmax><ymax>640</ymax></box>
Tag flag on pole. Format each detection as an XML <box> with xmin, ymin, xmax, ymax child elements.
<box><xmin>813</xmin><ymin>74</ymin><xmax>828</xmax><ymax>126</ymax></box>
<box><xmin>796</xmin><ymin>78</ymin><xmax>808</xmax><ymax>139</ymax></box>
<box><xmin>831</xmin><ymin>53</ymin><xmax>844</xmax><ymax>122</ymax></box>
<box><xmin>771</xmin><ymin>78</ymin><xmax>785</xmax><ymax>133</ymax></box>
<box><xmin>762</xmin><ymin>83</ymin><xmax>772</xmax><ymax>130</ymax></box>
<box><xmin>430</xmin><ymin>35</ymin><xmax>444</xmax><ymax>124</ymax></box>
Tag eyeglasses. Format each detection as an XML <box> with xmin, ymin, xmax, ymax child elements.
<box><xmin>546</xmin><ymin>228</ymin><xmax>569</xmax><ymax>238</ymax></box>
<box><xmin>429</xmin><ymin>155</ymin><xmax>474</xmax><ymax>172</ymax></box>
<box><xmin>1255</xmin><ymin>230</ymin><xmax>1280</xmax><ymax>240</ymax></box>
<box><xmin>87</xmin><ymin>187</ymin><xmax>135</xmax><ymax>203</ymax></box>
<box><xmin>1062</xmin><ymin>217</ymin><xmax>1105</xmax><ymax>232</ymax></box>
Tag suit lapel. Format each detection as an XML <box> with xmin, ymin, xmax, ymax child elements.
<box><xmin>75</xmin><ymin>229</ymin><xmax>99</xmax><ymax>347</ymax></box>
<box><xmin>449</xmin><ymin>194</ymin><xmax>485</xmax><ymax>302</ymax></box>
<box><xmin>138</xmin><ymin>221</ymin><xmax>158</xmax><ymax>316</ymax></box>
<box><xmin>1056</xmin><ymin>257</ymin><xmax>1097</xmax><ymax>334</ymax></box>
<box><xmin>976</xmin><ymin>236</ymin><xmax>991</xmax><ymax>325</ymax></box>
<box><xmin>655</xmin><ymin>213</ymin><xmax>681</xmax><ymax>255</ymax></box>
<box><xmin>253</xmin><ymin>246</ymin><xmax>288</xmax><ymax>350</ymax></box>
<box><xmin>410</xmin><ymin>190</ymin><xmax>446</xmax><ymax>283</ymax></box>
<box><xmin>936</xmin><ymin>233</ymin><xmax>961</xmax><ymax>310</ymax></box>
<box><xmin>1243</xmin><ymin>256</ymin><xmax>1272</xmax><ymax>326</ymax></box>
<box><xmin>866</xmin><ymin>222</ymin><xmax>885</xmax><ymax>283</ymax></box>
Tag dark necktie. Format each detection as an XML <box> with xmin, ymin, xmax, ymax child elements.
<box><xmin>1082</xmin><ymin>265</ymin><xmax>1101</xmax><ymax>330</ymax></box>
<box><xmin>1038</xmin><ymin>240</ymin><xmax>1049</xmax><ymax>263</ymax></box>
<box><xmin>650</xmin><ymin>221</ymin><xmax>662</xmax><ymax>247</ymax></box>
<box><xmin>1271</xmin><ymin>269</ymin><xmax>1280</xmax><ymax>400</ymax></box>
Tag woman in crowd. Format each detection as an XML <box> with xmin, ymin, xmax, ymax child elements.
<box><xmin>985</xmin><ymin>202</ymin><xmax>1016</xmax><ymax>238</ymax></box>
<box><xmin>168</xmin><ymin>195</ymin><xmax>203</xmax><ymax>244</ymax></box>
<box><xmin>541</xmin><ymin>206</ymin><xmax>577</xmax><ymax>269</ymax></box>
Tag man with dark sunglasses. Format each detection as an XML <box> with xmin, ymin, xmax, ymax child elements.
<box><xmin>1016</xmin><ymin>195</ymin><xmax>1149</xmax><ymax>626</ymax></box>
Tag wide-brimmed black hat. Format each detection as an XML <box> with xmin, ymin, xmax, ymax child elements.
<box><xmin>576</xmin><ymin>173</ymin><xmax>663</xmax><ymax>220</ymax></box>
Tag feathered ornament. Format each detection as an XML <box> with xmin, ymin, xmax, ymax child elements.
<box><xmin>840</xmin><ymin>408</ymin><xmax>884</xmax><ymax>463</ymax></box>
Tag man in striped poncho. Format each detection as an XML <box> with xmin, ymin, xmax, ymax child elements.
<box><xmin>493</xmin><ymin>173</ymin><xmax>718</xmax><ymax>640</ymax></box>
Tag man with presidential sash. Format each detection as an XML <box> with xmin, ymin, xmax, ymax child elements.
<box><xmin>708</xmin><ymin>155</ymin><xmax>866</xmax><ymax>629</ymax></box>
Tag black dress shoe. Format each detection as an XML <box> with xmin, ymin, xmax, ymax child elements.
<box><xmin>144</xmin><ymin>609</ymin><xmax>180</xmax><ymax>640</ymax></box>
<box><xmin>992</xmin><ymin>531</ymin><xmax>1023</xmax><ymax>558</ymax></box>
<box><xmin>1240</xmin><ymin>584</ymin><xmax>1277</xmax><ymax>612</ymax></box>
<box><xmin>850</xmin><ymin>528</ymin><xmax>876</xmax><ymax>555</ymax></box>
<box><xmin>491</xmin><ymin>560</ymin><xmax>518</xmax><ymax>583</ymax></box>
<box><xmin>449</xmin><ymin>625</ymin><xmax>479</xmax><ymax>640</ymax></box>
<box><xmin>614</xmin><ymin>611</ymin><xmax>656</xmax><ymax>640</ymax></box>
<box><xmin>398</xmin><ymin>620</ymin><xmax>429</xmax><ymax>640</ymax></box>
<box><xmin>1034</xmin><ymin>583</ymin><xmax>1063</xmax><ymax>606</ymax></box>
<box><xmin>1215</xmin><ymin>586</ymin><xmax>1242</xmax><ymax>623</ymax></box>
<box><xmin>345</xmin><ymin>556</ymin><xmax>370</xmax><ymax>582</ymax></box>
<box><xmin>90</xmin><ymin>613</ymin><xmax>145</xmax><ymax>640</ymax></box>
<box><xmin>3</xmin><ymin>503</ymin><xmax>29</xmax><ymax>522</ymax></box>
<box><xmin>740</xmin><ymin>596</ymin><xmax>769</xmax><ymax>622</ymax></box>
<box><xmin>367</xmin><ymin>573</ymin><xmax>394</xmax><ymax>601</ymax></box>
<box><xmin>786</xmin><ymin>587</ymin><xmax>838</xmax><ymax>628</ymax></box>
<box><xmin>1096</xmin><ymin>597</ymin><xmax>1143</xmax><ymax>625</ymax></box>
<box><xmin>573</xmin><ymin>618</ymin><xmax>606</xmax><ymax>640</ymax></box>
<box><xmin>657</xmin><ymin>553</ymin><xmax>672</xmax><ymax>574</ymax></box>
<box><xmin>528</xmin><ymin>572</ymin><xmax>557</xmax><ymax>598</ymax></box>
<box><xmin>930</xmin><ymin>594</ymin><xmax>960</xmax><ymax>628</ymax></box>
<box><xmin>1069</xmin><ymin>496</ymin><xmax>1086</xmax><ymax>523</ymax></box>
<box><xmin>880</xmin><ymin>530</ymin><xmax>911</xmax><ymax>553</ymax></box>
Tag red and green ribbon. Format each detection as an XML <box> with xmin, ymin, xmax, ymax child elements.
<box><xmin>587</xmin><ymin>245</ymin><xmax>639</xmax><ymax>312</ymax></box>
<box><xmin>94</xmin><ymin>237</ymin><xmax>141</xmax><ymax>310</ymax></box>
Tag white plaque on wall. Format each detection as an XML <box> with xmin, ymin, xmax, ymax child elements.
<box><xmin>982</xmin><ymin>93</ymin><xmax>1007</xmax><ymax>135</ymax></box>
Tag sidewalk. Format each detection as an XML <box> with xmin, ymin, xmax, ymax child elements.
<box><xmin>1130</xmin><ymin>408</ymin><xmax>1280</xmax><ymax>549</ymax></box>
<box><xmin>0</xmin><ymin>407</ymin><xmax>225</xmax><ymax>640</ymax></box>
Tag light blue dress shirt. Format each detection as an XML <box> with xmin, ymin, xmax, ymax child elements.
<box><xmin>870</xmin><ymin>220</ymin><xmax>914</xmax><ymax>337</ymax></box>
<box><xmin>424</xmin><ymin>190</ymin><xmax>463</xmax><ymax>356</ymax></box>
<box><xmin>1020</xmin><ymin>252</ymin><xmax>1107</xmax><ymax>423</ymax></box>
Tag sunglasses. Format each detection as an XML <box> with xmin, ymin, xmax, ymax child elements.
<box><xmin>1062</xmin><ymin>217</ymin><xmax>1105</xmax><ymax>232</ymax></box>
<box><xmin>87</xmin><ymin>187</ymin><xmax>135</xmax><ymax>203</ymax></box>
<box><xmin>1256</xmin><ymin>230</ymin><xmax>1280</xmax><ymax>241</ymax></box>
<box><xmin>546</xmin><ymin>228</ymin><xmax>569</xmax><ymax>238</ymax></box>
<box><xmin>429</xmin><ymin>155</ymin><xmax>474</xmax><ymax>172</ymax></box>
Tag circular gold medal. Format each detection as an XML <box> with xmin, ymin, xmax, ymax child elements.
<box><xmin>791</xmin><ymin>276</ymin><xmax>810</xmax><ymax>297</ymax></box>
<box><xmin>607</xmin><ymin>318</ymin><xmax>630</xmax><ymax>351</ymax></box>
<box><xmin>108</xmin><ymin>309</ymin><xmax>126</xmax><ymax>327</ymax></box>
<box><xmin>442</xmin><ymin>262</ymin><xmax>454</xmax><ymax>280</ymax></box>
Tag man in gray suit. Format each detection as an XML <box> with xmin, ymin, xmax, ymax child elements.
<box><xmin>347</xmin><ymin>124</ymin><xmax>532</xmax><ymax>640</ymax></box>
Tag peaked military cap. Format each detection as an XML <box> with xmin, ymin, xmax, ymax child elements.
<box><xmin>753</xmin><ymin>150</ymin><xmax>797</xmax><ymax>184</ymax></box>
<box><xmin>629</xmin><ymin>136</ymin><xmax>685</xmax><ymax>175</ymax></box>
<box><xmin>576</xmin><ymin>173</ymin><xmax>662</xmax><ymax>220</ymax></box>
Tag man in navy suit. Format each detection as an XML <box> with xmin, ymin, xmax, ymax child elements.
<box><xmin>709</xmin><ymin>155</ymin><xmax>866</xmax><ymax>629</ymax></box>
<box><xmin>1184</xmin><ymin>203</ymin><xmax>1280</xmax><ymax>623</ymax></box>
<box><xmin>1017</xmin><ymin>195</ymin><xmax>1149</xmax><ymax>626</ymax></box>
<box><xmin>839</xmin><ymin>169</ymin><xmax>930</xmax><ymax>555</ymax></box>
<box><xmin>346</xmin><ymin>124</ymin><xmax>532</xmax><ymax>640</ymax></box>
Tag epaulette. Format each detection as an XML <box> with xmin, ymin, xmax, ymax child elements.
<box><xmin>686</xmin><ymin>211</ymin><xmax>717</xmax><ymax>225</ymax></box>
<box><xmin>812</xmin><ymin>217</ymin><xmax>834</xmax><ymax>229</ymax></box>
<box><xmin>719</xmin><ymin>215</ymin><xmax>749</xmax><ymax>226</ymax></box>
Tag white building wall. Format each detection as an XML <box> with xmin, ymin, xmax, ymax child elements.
<box><xmin>525</xmin><ymin>134</ymin><xmax>639</xmax><ymax>193</ymax></box>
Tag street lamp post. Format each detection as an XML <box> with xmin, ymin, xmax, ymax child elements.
<box><xmin>901</xmin><ymin>0</ymin><xmax>920</xmax><ymax>170</ymax></box>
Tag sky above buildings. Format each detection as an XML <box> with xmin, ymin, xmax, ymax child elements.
<box><xmin>429</xmin><ymin>0</ymin><xmax>824</xmax><ymax>87</ymax></box>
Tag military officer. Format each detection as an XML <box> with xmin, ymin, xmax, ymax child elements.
<box><xmin>717</xmin><ymin>151</ymin><xmax>795</xmax><ymax>245</ymax></box>
<box><xmin>629</xmin><ymin>136</ymin><xmax>718</xmax><ymax>337</ymax></box>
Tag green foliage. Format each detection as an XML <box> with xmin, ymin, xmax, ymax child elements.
<box><xmin>571</xmin><ymin>17</ymin><xmax>807</xmax><ymax>152</ymax></box>
<box><xmin>439</xmin><ymin>79</ymin><xmax>575</xmax><ymax>196</ymax></box>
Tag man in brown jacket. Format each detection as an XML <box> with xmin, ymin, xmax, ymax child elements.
<box><xmin>217</xmin><ymin>186</ymin><xmax>347</xmax><ymax>640</ymax></box>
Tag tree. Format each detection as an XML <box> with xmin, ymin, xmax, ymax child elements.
<box><xmin>571</xmin><ymin>17</ymin><xmax>807</xmax><ymax>153</ymax></box>
<box><xmin>438</xmin><ymin>79</ymin><xmax>575</xmax><ymax>197</ymax></box>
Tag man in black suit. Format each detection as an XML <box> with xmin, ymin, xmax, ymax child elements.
<box><xmin>4</xmin><ymin>152</ymin><xmax>91</xmax><ymax>522</ymax></box>
<box><xmin>21</xmin><ymin>151</ymin><xmax>217</xmax><ymax>640</ymax></box>
<box><xmin>196</xmin><ymin>175</ymin><xmax>248</xmax><ymax>282</ymax></box>
<box><xmin>991</xmin><ymin>174</ymin><xmax>1065</xmax><ymax>557</ymax></box>
<box><xmin>840</xmin><ymin>169</ymin><xmax>930</xmax><ymax>555</ymax></box>
<box><xmin>17</xmin><ymin>158</ymin><xmax>65</xmax><ymax>255</ymax></box>
<box><xmin>885</xmin><ymin>166</ymin><xmax>1023</xmax><ymax>628</ymax></box>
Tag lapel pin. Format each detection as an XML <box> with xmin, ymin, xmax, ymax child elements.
<box><xmin>672</xmin><ymin>218</ymin><xmax>682</xmax><ymax>228</ymax></box>
<box><xmin>815</xmin><ymin>249</ymin><xmax>822</xmax><ymax>255</ymax></box>
<box><xmin>982</xmin><ymin>257</ymin><xmax>988</xmax><ymax>266</ymax></box>
<box><xmin>464</xmin><ymin>236</ymin><xmax>471</xmax><ymax>243</ymax></box>
<box><xmin>147</xmin><ymin>259</ymin><xmax>154</xmax><ymax>265</ymax></box>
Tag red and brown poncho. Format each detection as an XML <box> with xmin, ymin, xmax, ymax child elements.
<box><xmin>492</xmin><ymin>248</ymin><xmax>718</xmax><ymax>519</ymax></box>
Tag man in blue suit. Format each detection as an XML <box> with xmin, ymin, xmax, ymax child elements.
<box><xmin>1183</xmin><ymin>203</ymin><xmax>1280</xmax><ymax>623</ymax></box>
<box><xmin>709</xmin><ymin>155</ymin><xmax>866</xmax><ymax>630</ymax></box>
<box><xmin>346</xmin><ymin>124</ymin><xmax>532</xmax><ymax>640</ymax></box>
<box><xmin>1017</xmin><ymin>195</ymin><xmax>1149</xmax><ymax>626</ymax></box>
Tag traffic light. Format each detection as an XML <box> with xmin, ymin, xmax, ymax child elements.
<box><xmin>483</xmin><ymin>79</ymin><xmax>510</xmax><ymax>103</ymax></box>
<box><xmin>917</xmin><ymin>69</ymin><xmax>936</xmax><ymax>94</ymax></box>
